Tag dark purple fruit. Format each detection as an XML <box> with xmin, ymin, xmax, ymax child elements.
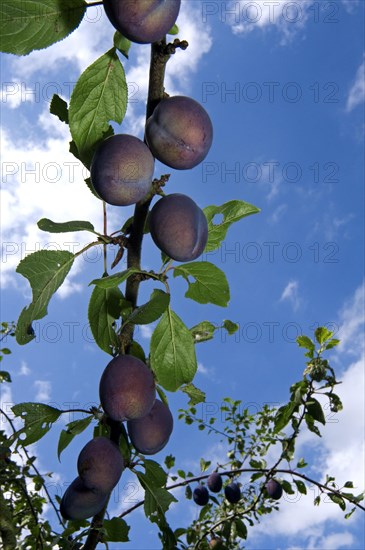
<box><xmin>193</xmin><ymin>484</ymin><xmax>209</xmax><ymax>506</ymax></box>
<box><xmin>127</xmin><ymin>399</ymin><xmax>173</xmax><ymax>455</ymax></box>
<box><xmin>103</xmin><ymin>0</ymin><xmax>181</xmax><ymax>44</ymax></box>
<box><xmin>145</xmin><ymin>95</ymin><xmax>213</xmax><ymax>170</ymax></box>
<box><xmin>207</xmin><ymin>472</ymin><xmax>223</xmax><ymax>493</ymax></box>
<box><xmin>224</xmin><ymin>482</ymin><xmax>241</xmax><ymax>504</ymax></box>
<box><xmin>149</xmin><ymin>193</ymin><xmax>208</xmax><ymax>262</ymax></box>
<box><xmin>90</xmin><ymin>134</ymin><xmax>154</xmax><ymax>206</ymax></box>
<box><xmin>99</xmin><ymin>355</ymin><xmax>156</xmax><ymax>421</ymax></box>
<box><xmin>77</xmin><ymin>437</ymin><xmax>124</xmax><ymax>493</ymax></box>
<box><xmin>266</xmin><ymin>479</ymin><xmax>283</xmax><ymax>500</ymax></box>
<box><xmin>60</xmin><ymin>477</ymin><xmax>108</xmax><ymax>521</ymax></box>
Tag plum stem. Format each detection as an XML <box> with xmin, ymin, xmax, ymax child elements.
<box><xmin>84</xmin><ymin>39</ymin><xmax>180</xmax><ymax>549</ymax></box>
<box><xmin>120</xmin><ymin>40</ymin><xmax>178</xmax><ymax>354</ymax></box>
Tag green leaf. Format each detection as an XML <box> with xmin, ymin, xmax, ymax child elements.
<box><xmin>136</xmin><ymin>461</ymin><xmax>177</xmax><ymax>537</ymax></box>
<box><xmin>165</xmin><ymin>455</ymin><xmax>175</xmax><ymax>469</ymax></box>
<box><xmin>174</xmin><ymin>262</ymin><xmax>230</xmax><ymax>307</ymax></box>
<box><xmin>127</xmin><ymin>290</ymin><xmax>170</xmax><ymax>325</ymax></box>
<box><xmin>69</xmin><ymin>48</ymin><xmax>128</xmax><ymax>167</ymax></box>
<box><xmin>37</xmin><ymin>218</ymin><xmax>96</xmax><ymax>234</ymax></box>
<box><xmin>315</xmin><ymin>326</ymin><xmax>333</xmax><ymax>345</ymax></box>
<box><xmin>235</xmin><ymin>518</ymin><xmax>247</xmax><ymax>539</ymax></box>
<box><xmin>325</xmin><ymin>339</ymin><xmax>340</xmax><ymax>350</ymax></box>
<box><xmin>296</xmin><ymin>458</ymin><xmax>308</xmax><ymax>469</ymax></box>
<box><xmin>190</xmin><ymin>321</ymin><xmax>216</xmax><ymax>343</ymax></box>
<box><xmin>103</xmin><ymin>518</ymin><xmax>130</xmax><ymax>542</ymax></box>
<box><xmin>90</xmin><ymin>268</ymin><xmax>140</xmax><ymax>289</ymax></box>
<box><xmin>306</xmin><ymin>398</ymin><xmax>326</xmax><ymax>425</ymax></box>
<box><xmin>294</xmin><ymin>480</ymin><xmax>307</xmax><ymax>495</ymax></box>
<box><xmin>84</xmin><ymin>176</ymin><xmax>101</xmax><ymax>199</ymax></box>
<box><xmin>150</xmin><ymin>308</ymin><xmax>197</xmax><ymax>392</ymax></box>
<box><xmin>0</xmin><ymin>0</ymin><xmax>86</xmax><ymax>56</ymax></box>
<box><xmin>12</xmin><ymin>403</ymin><xmax>61</xmax><ymax>446</ymax></box>
<box><xmin>129</xmin><ymin>341</ymin><xmax>146</xmax><ymax>363</ymax></box>
<box><xmin>58</xmin><ymin>416</ymin><xmax>93</xmax><ymax>460</ymax></box>
<box><xmin>223</xmin><ymin>320</ymin><xmax>239</xmax><ymax>334</ymax></box>
<box><xmin>15</xmin><ymin>250</ymin><xmax>75</xmax><ymax>345</ymax></box>
<box><xmin>343</xmin><ymin>481</ymin><xmax>354</xmax><ymax>488</ymax></box>
<box><xmin>305</xmin><ymin>413</ymin><xmax>322</xmax><ymax>437</ymax></box>
<box><xmin>328</xmin><ymin>493</ymin><xmax>346</xmax><ymax>511</ymax></box>
<box><xmin>345</xmin><ymin>507</ymin><xmax>356</xmax><ymax>519</ymax></box>
<box><xmin>200</xmin><ymin>458</ymin><xmax>211</xmax><ymax>472</ymax></box>
<box><xmin>0</xmin><ymin>371</ymin><xmax>11</xmax><ymax>383</ymax></box>
<box><xmin>296</xmin><ymin>335</ymin><xmax>315</xmax><ymax>352</ymax></box>
<box><xmin>203</xmin><ymin>200</ymin><xmax>260</xmax><ymax>252</ymax></box>
<box><xmin>168</xmin><ymin>23</ymin><xmax>179</xmax><ymax>35</ymax></box>
<box><xmin>143</xmin><ymin>459</ymin><xmax>167</xmax><ymax>487</ymax></box>
<box><xmin>113</xmin><ymin>31</ymin><xmax>131</xmax><ymax>58</ymax></box>
<box><xmin>50</xmin><ymin>94</ymin><xmax>69</xmax><ymax>124</ymax></box>
<box><xmin>274</xmin><ymin>401</ymin><xmax>298</xmax><ymax>433</ymax></box>
<box><xmin>88</xmin><ymin>285</ymin><xmax>123</xmax><ymax>355</ymax></box>
<box><xmin>281</xmin><ymin>480</ymin><xmax>295</xmax><ymax>495</ymax></box>
<box><xmin>181</xmin><ymin>384</ymin><xmax>206</xmax><ymax>406</ymax></box>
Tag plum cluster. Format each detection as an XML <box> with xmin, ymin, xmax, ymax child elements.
<box><xmin>61</xmin><ymin>356</ymin><xmax>173</xmax><ymax>521</ymax></box>
<box><xmin>62</xmin><ymin>0</ymin><xmax>214</xmax><ymax>523</ymax></box>
<box><xmin>60</xmin><ymin>437</ymin><xmax>124</xmax><ymax>520</ymax></box>
<box><xmin>91</xmin><ymin>3</ymin><xmax>213</xmax><ymax>263</ymax></box>
<box><xmin>90</xmin><ymin>95</ymin><xmax>213</xmax><ymax>263</ymax></box>
<box><xmin>192</xmin><ymin>473</ymin><xmax>283</xmax><ymax>507</ymax></box>
<box><xmin>193</xmin><ymin>473</ymin><xmax>242</xmax><ymax>507</ymax></box>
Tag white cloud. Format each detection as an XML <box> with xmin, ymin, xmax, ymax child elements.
<box><xmin>139</xmin><ymin>325</ymin><xmax>154</xmax><ymax>340</ymax></box>
<box><xmin>336</xmin><ymin>280</ymin><xmax>364</xmax><ymax>354</ymax></box>
<box><xmin>270</xmin><ymin>203</ymin><xmax>288</xmax><ymax>224</ymax></box>
<box><xmin>226</xmin><ymin>1</ymin><xmax>314</xmax><ymax>44</ymax></box>
<box><xmin>197</xmin><ymin>362</ymin><xmax>212</xmax><ymax>376</ymax></box>
<box><xmin>19</xmin><ymin>361</ymin><xmax>31</xmax><ymax>376</ymax></box>
<box><xmin>34</xmin><ymin>380</ymin><xmax>52</xmax><ymax>401</ymax></box>
<box><xmin>280</xmin><ymin>280</ymin><xmax>301</xmax><ymax>311</ymax></box>
<box><xmin>346</xmin><ymin>55</ymin><xmax>365</xmax><ymax>112</ymax></box>
<box><xmin>341</xmin><ymin>0</ymin><xmax>361</xmax><ymax>14</ymax></box>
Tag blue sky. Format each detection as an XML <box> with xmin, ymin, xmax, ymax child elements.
<box><xmin>0</xmin><ymin>1</ymin><xmax>364</xmax><ymax>548</ymax></box>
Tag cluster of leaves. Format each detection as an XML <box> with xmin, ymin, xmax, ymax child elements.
<box><xmin>1</xmin><ymin>325</ymin><xmax>364</xmax><ymax>548</ymax></box>
<box><xmin>0</xmin><ymin>324</ymin><xmax>60</xmax><ymax>549</ymax></box>
<box><xmin>175</xmin><ymin>329</ymin><xmax>364</xmax><ymax>548</ymax></box>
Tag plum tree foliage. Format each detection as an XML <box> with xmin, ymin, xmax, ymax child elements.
<box><xmin>0</xmin><ymin>2</ymin><xmax>364</xmax><ymax>549</ymax></box>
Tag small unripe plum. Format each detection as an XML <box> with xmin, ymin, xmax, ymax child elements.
<box><xmin>90</xmin><ymin>134</ymin><xmax>154</xmax><ymax>206</ymax></box>
<box><xmin>149</xmin><ymin>193</ymin><xmax>208</xmax><ymax>262</ymax></box>
<box><xmin>103</xmin><ymin>0</ymin><xmax>181</xmax><ymax>44</ymax></box>
<box><xmin>209</xmin><ymin>538</ymin><xmax>224</xmax><ymax>549</ymax></box>
<box><xmin>99</xmin><ymin>355</ymin><xmax>156</xmax><ymax>421</ymax></box>
<box><xmin>266</xmin><ymin>479</ymin><xmax>283</xmax><ymax>500</ymax></box>
<box><xmin>145</xmin><ymin>96</ymin><xmax>213</xmax><ymax>169</ymax></box>
<box><xmin>60</xmin><ymin>477</ymin><xmax>108</xmax><ymax>521</ymax></box>
<box><xmin>207</xmin><ymin>472</ymin><xmax>223</xmax><ymax>493</ymax></box>
<box><xmin>127</xmin><ymin>399</ymin><xmax>173</xmax><ymax>455</ymax></box>
<box><xmin>224</xmin><ymin>482</ymin><xmax>241</xmax><ymax>504</ymax></box>
<box><xmin>193</xmin><ymin>484</ymin><xmax>209</xmax><ymax>506</ymax></box>
<box><xmin>77</xmin><ymin>437</ymin><xmax>124</xmax><ymax>493</ymax></box>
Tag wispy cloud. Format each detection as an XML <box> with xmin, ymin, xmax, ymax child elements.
<box><xmin>280</xmin><ymin>280</ymin><xmax>301</xmax><ymax>311</ymax></box>
<box><xmin>34</xmin><ymin>380</ymin><xmax>52</xmax><ymax>401</ymax></box>
<box><xmin>19</xmin><ymin>361</ymin><xmax>31</xmax><ymax>376</ymax></box>
<box><xmin>226</xmin><ymin>1</ymin><xmax>314</xmax><ymax>45</ymax></box>
<box><xmin>346</xmin><ymin>55</ymin><xmax>365</xmax><ymax>112</ymax></box>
